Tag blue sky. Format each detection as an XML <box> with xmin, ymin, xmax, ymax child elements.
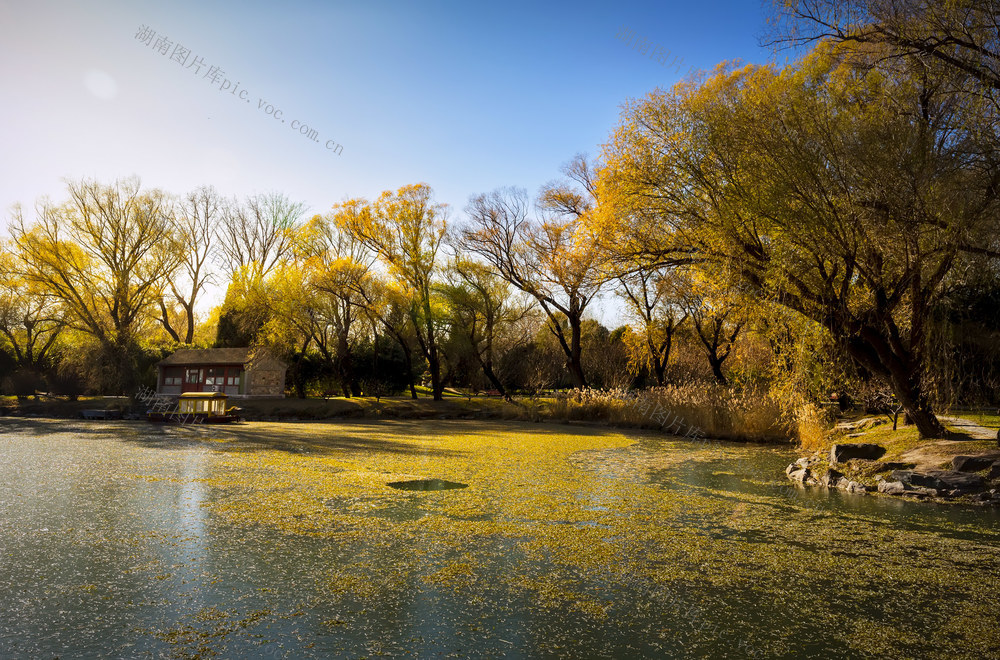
<box><xmin>0</xmin><ymin>0</ymin><xmax>779</xmax><ymax>321</ymax></box>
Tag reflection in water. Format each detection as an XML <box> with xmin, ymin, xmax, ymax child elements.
<box><xmin>387</xmin><ymin>478</ymin><xmax>469</xmax><ymax>491</ymax></box>
<box><xmin>0</xmin><ymin>419</ymin><xmax>997</xmax><ymax>658</ymax></box>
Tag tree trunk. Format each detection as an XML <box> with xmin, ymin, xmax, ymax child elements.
<box><xmin>539</xmin><ymin>303</ymin><xmax>588</xmax><ymax>389</ymax></box>
<box><xmin>651</xmin><ymin>333</ymin><xmax>669</xmax><ymax>386</ymax></box>
<box><xmin>292</xmin><ymin>358</ymin><xmax>307</xmax><ymax>399</ymax></box>
<box><xmin>338</xmin><ymin>329</ymin><xmax>354</xmax><ymax>398</ymax></box>
<box><xmin>424</xmin><ymin>299</ymin><xmax>444</xmax><ymax>402</ymax></box>
<box><xmin>845</xmin><ymin>336</ymin><xmax>945</xmax><ymax>438</ymax></box>
<box><xmin>478</xmin><ymin>354</ymin><xmax>509</xmax><ymax>401</ymax></box>
<box><xmin>653</xmin><ymin>324</ymin><xmax>678</xmax><ymax>386</ymax></box>
<box><xmin>566</xmin><ymin>316</ymin><xmax>587</xmax><ymax>388</ymax></box>
<box><xmin>429</xmin><ymin>351</ymin><xmax>444</xmax><ymax>400</ymax></box>
<box><xmin>106</xmin><ymin>338</ymin><xmax>139</xmax><ymax>395</ymax></box>
<box><xmin>693</xmin><ymin>315</ymin><xmax>737</xmax><ymax>386</ymax></box>
<box><xmin>887</xmin><ymin>366</ymin><xmax>945</xmax><ymax>438</ymax></box>
<box><xmin>399</xmin><ymin>339</ymin><xmax>418</xmax><ymax>399</ymax></box>
<box><xmin>409</xmin><ymin>297</ymin><xmax>443</xmax><ymax>400</ymax></box>
<box><xmin>157</xmin><ymin>298</ymin><xmax>181</xmax><ymax>343</ymax></box>
<box><xmin>183</xmin><ymin>302</ymin><xmax>195</xmax><ymax>344</ymax></box>
<box><xmin>371</xmin><ymin>328</ymin><xmax>381</xmax><ymax>401</ymax></box>
<box><xmin>339</xmin><ymin>303</ymin><xmax>362</xmax><ymax>397</ymax></box>
<box><xmin>651</xmin><ymin>356</ymin><xmax>666</xmax><ymax>386</ymax></box>
<box><xmin>708</xmin><ymin>353</ymin><xmax>728</xmax><ymax>385</ymax></box>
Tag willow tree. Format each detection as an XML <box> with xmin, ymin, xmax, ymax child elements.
<box><xmin>256</xmin><ymin>260</ymin><xmax>331</xmax><ymax>398</ymax></box>
<box><xmin>687</xmin><ymin>300</ymin><xmax>743</xmax><ymax>386</ymax></box>
<box><xmin>599</xmin><ymin>45</ymin><xmax>1000</xmax><ymax>437</ymax></box>
<box><xmin>771</xmin><ymin>0</ymin><xmax>1000</xmax><ymax>101</ymax></box>
<box><xmin>335</xmin><ymin>184</ymin><xmax>449</xmax><ymax>400</ymax></box>
<box><xmin>307</xmin><ymin>209</ymin><xmax>377</xmax><ymax>397</ymax></box>
<box><xmin>11</xmin><ymin>178</ymin><xmax>181</xmax><ymax>392</ymax></box>
<box><xmin>348</xmin><ymin>271</ymin><xmax>423</xmax><ymax>400</ymax></box>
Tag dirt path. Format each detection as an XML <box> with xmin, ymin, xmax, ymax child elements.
<box><xmin>897</xmin><ymin>416</ymin><xmax>999</xmax><ymax>470</ymax></box>
<box><xmin>938</xmin><ymin>416</ymin><xmax>999</xmax><ymax>440</ymax></box>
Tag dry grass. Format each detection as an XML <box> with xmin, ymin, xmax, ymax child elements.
<box><xmin>793</xmin><ymin>401</ymin><xmax>830</xmax><ymax>451</ymax></box>
<box><xmin>544</xmin><ymin>385</ymin><xmax>814</xmax><ymax>443</ymax></box>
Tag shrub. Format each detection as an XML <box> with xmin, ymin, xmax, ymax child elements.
<box><xmin>46</xmin><ymin>365</ymin><xmax>87</xmax><ymax>401</ymax></box>
<box><xmin>1</xmin><ymin>369</ymin><xmax>45</xmax><ymax>400</ymax></box>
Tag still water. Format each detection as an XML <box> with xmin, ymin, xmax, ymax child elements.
<box><xmin>0</xmin><ymin>418</ymin><xmax>997</xmax><ymax>658</ymax></box>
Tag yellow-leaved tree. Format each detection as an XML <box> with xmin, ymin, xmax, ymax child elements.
<box><xmin>11</xmin><ymin>178</ymin><xmax>181</xmax><ymax>393</ymax></box>
<box><xmin>597</xmin><ymin>43</ymin><xmax>1000</xmax><ymax>437</ymax></box>
<box><xmin>334</xmin><ymin>184</ymin><xmax>449</xmax><ymax>400</ymax></box>
<box><xmin>0</xmin><ymin>240</ymin><xmax>64</xmax><ymax>372</ymax></box>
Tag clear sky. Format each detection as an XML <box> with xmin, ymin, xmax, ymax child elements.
<box><xmin>0</xmin><ymin>0</ymin><xmax>780</xmax><ymax>322</ymax></box>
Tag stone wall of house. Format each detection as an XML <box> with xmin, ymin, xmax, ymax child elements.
<box><xmin>247</xmin><ymin>367</ymin><xmax>286</xmax><ymax>397</ymax></box>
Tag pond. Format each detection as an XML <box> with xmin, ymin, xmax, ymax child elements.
<box><xmin>0</xmin><ymin>418</ymin><xmax>997</xmax><ymax>658</ymax></box>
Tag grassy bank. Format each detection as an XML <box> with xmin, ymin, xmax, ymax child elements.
<box><xmin>792</xmin><ymin>412</ymin><xmax>1000</xmax><ymax>492</ymax></box>
<box><xmin>1</xmin><ymin>384</ymin><xmax>827</xmax><ymax>445</ymax></box>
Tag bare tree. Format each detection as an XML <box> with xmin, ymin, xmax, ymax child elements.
<box><xmin>159</xmin><ymin>186</ymin><xmax>220</xmax><ymax>344</ymax></box>
<box><xmin>218</xmin><ymin>192</ymin><xmax>305</xmax><ymax>281</ymax></box>
<box><xmin>461</xmin><ymin>159</ymin><xmax>608</xmax><ymax>388</ymax></box>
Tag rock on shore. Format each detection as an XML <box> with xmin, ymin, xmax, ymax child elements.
<box><xmin>788</xmin><ymin>442</ymin><xmax>1000</xmax><ymax>505</ymax></box>
<box><xmin>830</xmin><ymin>443</ymin><xmax>886</xmax><ymax>464</ymax></box>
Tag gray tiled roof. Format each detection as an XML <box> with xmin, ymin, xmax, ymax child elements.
<box><xmin>157</xmin><ymin>348</ymin><xmax>253</xmax><ymax>366</ymax></box>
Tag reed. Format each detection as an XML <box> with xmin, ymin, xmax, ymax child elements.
<box><xmin>545</xmin><ymin>384</ymin><xmax>825</xmax><ymax>444</ymax></box>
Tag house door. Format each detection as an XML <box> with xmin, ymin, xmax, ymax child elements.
<box><xmin>182</xmin><ymin>368</ymin><xmax>203</xmax><ymax>392</ymax></box>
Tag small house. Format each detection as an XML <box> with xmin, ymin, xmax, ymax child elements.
<box><xmin>156</xmin><ymin>348</ymin><xmax>287</xmax><ymax>398</ymax></box>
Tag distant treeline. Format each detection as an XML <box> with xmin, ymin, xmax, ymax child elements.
<box><xmin>4</xmin><ymin>1</ymin><xmax>1000</xmax><ymax>440</ymax></box>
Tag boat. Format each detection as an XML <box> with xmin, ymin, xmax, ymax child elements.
<box><xmin>147</xmin><ymin>391</ymin><xmax>240</xmax><ymax>424</ymax></box>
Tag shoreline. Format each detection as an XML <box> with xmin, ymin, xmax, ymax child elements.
<box><xmin>0</xmin><ymin>393</ymin><xmax>793</xmax><ymax>444</ymax></box>
<box><xmin>10</xmin><ymin>397</ymin><xmax>997</xmax><ymax>507</ymax></box>
<box><xmin>785</xmin><ymin>415</ymin><xmax>1000</xmax><ymax>507</ymax></box>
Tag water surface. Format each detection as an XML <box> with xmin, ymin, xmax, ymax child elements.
<box><xmin>1</xmin><ymin>418</ymin><xmax>997</xmax><ymax>658</ymax></box>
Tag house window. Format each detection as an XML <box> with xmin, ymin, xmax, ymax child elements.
<box><xmin>226</xmin><ymin>369</ymin><xmax>243</xmax><ymax>386</ymax></box>
<box><xmin>163</xmin><ymin>367</ymin><xmax>183</xmax><ymax>386</ymax></box>
<box><xmin>185</xmin><ymin>368</ymin><xmax>202</xmax><ymax>385</ymax></box>
<box><xmin>205</xmin><ymin>367</ymin><xmax>222</xmax><ymax>386</ymax></box>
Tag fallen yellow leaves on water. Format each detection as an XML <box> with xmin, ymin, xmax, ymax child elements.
<box><xmin>97</xmin><ymin>418</ymin><xmax>1000</xmax><ymax>657</ymax></box>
